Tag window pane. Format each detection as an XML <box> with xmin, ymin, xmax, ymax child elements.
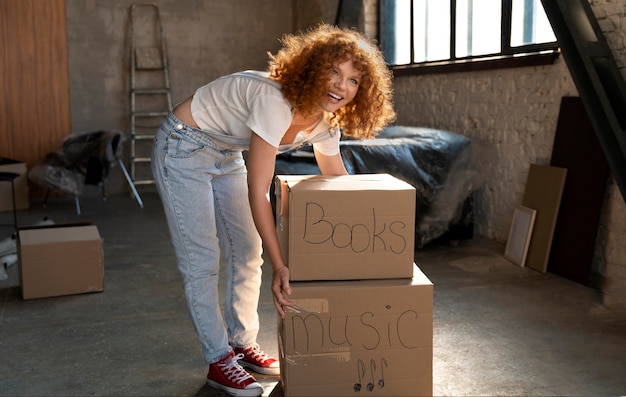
<box><xmin>456</xmin><ymin>0</ymin><xmax>501</xmax><ymax>57</ymax></box>
<box><xmin>511</xmin><ymin>0</ymin><xmax>557</xmax><ymax>46</ymax></box>
<box><xmin>380</xmin><ymin>0</ymin><xmax>559</xmax><ymax>67</ymax></box>
<box><xmin>380</xmin><ymin>0</ymin><xmax>412</xmax><ymax>65</ymax></box>
<box><xmin>413</xmin><ymin>0</ymin><xmax>450</xmax><ymax>62</ymax></box>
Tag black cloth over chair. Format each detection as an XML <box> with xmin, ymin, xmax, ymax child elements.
<box><xmin>28</xmin><ymin>130</ymin><xmax>144</xmax><ymax>214</ymax></box>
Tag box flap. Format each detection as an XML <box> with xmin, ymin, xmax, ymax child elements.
<box><xmin>279</xmin><ymin>174</ymin><xmax>415</xmax><ymax>192</ymax></box>
<box><xmin>19</xmin><ymin>224</ymin><xmax>101</xmax><ymax>246</ymax></box>
<box><xmin>18</xmin><ymin>220</ymin><xmax>94</xmax><ymax>232</ymax></box>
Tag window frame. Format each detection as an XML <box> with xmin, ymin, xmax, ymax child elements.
<box><xmin>379</xmin><ymin>0</ymin><xmax>561</xmax><ymax>76</ymax></box>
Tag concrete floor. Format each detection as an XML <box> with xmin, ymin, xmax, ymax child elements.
<box><xmin>1</xmin><ymin>191</ymin><xmax>625</xmax><ymax>396</ymax></box>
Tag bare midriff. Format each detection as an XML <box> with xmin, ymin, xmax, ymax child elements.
<box><xmin>172</xmin><ymin>97</ymin><xmax>200</xmax><ymax>129</ymax></box>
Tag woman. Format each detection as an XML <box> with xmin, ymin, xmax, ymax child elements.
<box><xmin>152</xmin><ymin>23</ymin><xmax>395</xmax><ymax>397</ymax></box>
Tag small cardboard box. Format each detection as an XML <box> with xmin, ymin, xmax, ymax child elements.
<box><xmin>0</xmin><ymin>158</ymin><xmax>29</xmax><ymax>212</ymax></box>
<box><xmin>275</xmin><ymin>174</ymin><xmax>416</xmax><ymax>281</ymax></box>
<box><xmin>278</xmin><ymin>265</ymin><xmax>433</xmax><ymax>397</ymax></box>
<box><xmin>18</xmin><ymin>222</ymin><xmax>104</xmax><ymax>300</ymax></box>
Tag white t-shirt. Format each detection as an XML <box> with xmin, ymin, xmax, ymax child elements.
<box><xmin>189</xmin><ymin>70</ymin><xmax>340</xmax><ymax>156</ymax></box>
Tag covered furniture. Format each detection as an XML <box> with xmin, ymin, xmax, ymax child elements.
<box><xmin>275</xmin><ymin>125</ymin><xmax>482</xmax><ymax>248</ymax></box>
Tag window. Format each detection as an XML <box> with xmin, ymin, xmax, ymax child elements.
<box><xmin>380</xmin><ymin>0</ymin><xmax>559</xmax><ymax>74</ymax></box>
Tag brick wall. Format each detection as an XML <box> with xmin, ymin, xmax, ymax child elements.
<box><xmin>393</xmin><ymin>54</ymin><xmax>577</xmax><ymax>240</ymax></box>
<box><xmin>390</xmin><ymin>0</ymin><xmax>626</xmax><ymax>309</ymax></box>
<box><xmin>589</xmin><ymin>0</ymin><xmax>626</xmax><ymax>309</ymax></box>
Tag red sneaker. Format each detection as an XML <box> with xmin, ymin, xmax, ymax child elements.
<box><xmin>206</xmin><ymin>351</ymin><xmax>263</xmax><ymax>397</ymax></box>
<box><xmin>233</xmin><ymin>343</ymin><xmax>280</xmax><ymax>375</ymax></box>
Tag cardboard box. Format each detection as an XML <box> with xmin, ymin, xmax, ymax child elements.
<box><xmin>275</xmin><ymin>174</ymin><xmax>416</xmax><ymax>281</ymax></box>
<box><xmin>0</xmin><ymin>158</ymin><xmax>29</xmax><ymax>212</ymax></box>
<box><xmin>278</xmin><ymin>265</ymin><xmax>433</xmax><ymax>396</ymax></box>
<box><xmin>18</xmin><ymin>222</ymin><xmax>104</xmax><ymax>300</ymax></box>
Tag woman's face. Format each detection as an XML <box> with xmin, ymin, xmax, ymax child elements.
<box><xmin>318</xmin><ymin>58</ymin><xmax>362</xmax><ymax>113</ymax></box>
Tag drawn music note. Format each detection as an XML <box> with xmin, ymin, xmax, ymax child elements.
<box><xmin>353</xmin><ymin>359</ymin><xmax>366</xmax><ymax>392</ymax></box>
<box><xmin>367</xmin><ymin>359</ymin><xmax>376</xmax><ymax>391</ymax></box>
<box><xmin>379</xmin><ymin>358</ymin><xmax>388</xmax><ymax>388</ymax></box>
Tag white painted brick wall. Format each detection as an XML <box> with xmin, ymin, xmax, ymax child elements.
<box><xmin>391</xmin><ymin>0</ymin><xmax>626</xmax><ymax>309</ymax></box>
<box><xmin>393</xmin><ymin>60</ymin><xmax>578</xmax><ymax>241</ymax></box>
<box><xmin>589</xmin><ymin>0</ymin><xmax>626</xmax><ymax>309</ymax></box>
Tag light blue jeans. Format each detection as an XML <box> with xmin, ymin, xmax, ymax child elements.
<box><xmin>151</xmin><ymin>112</ymin><xmax>264</xmax><ymax>364</ymax></box>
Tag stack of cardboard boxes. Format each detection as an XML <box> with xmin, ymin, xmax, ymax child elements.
<box><xmin>274</xmin><ymin>174</ymin><xmax>433</xmax><ymax>397</ymax></box>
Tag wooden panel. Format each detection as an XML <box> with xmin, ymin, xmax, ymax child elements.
<box><xmin>549</xmin><ymin>96</ymin><xmax>608</xmax><ymax>285</ymax></box>
<box><xmin>522</xmin><ymin>164</ymin><xmax>567</xmax><ymax>273</ymax></box>
<box><xmin>0</xmin><ymin>1</ymin><xmax>8</xmax><ymax>153</ymax></box>
<box><xmin>0</xmin><ymin>0</ymin><xmax>70</xmax><ymax>169</ymax></box>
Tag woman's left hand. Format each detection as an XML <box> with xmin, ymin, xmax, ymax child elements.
<box><xmin>272</xmin><ymin>265</ymin><xmax>293</xmax><ymax>318</ymax></box>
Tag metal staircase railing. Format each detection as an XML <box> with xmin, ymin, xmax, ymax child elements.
<box><xmin>541</xmin><ymin>0</ymin><xmax>626</xmax><ymax>203</ymax></box>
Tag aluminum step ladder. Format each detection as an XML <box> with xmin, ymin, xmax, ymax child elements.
<box><xmin>541</xmin><ymin>0</ymin><xmax>626</xmax><ymax>203</ymax></box>
<box><xmin>128</xmin><ymin>2</ymin><xmax>172</xmax><ymax>187</ymax></box>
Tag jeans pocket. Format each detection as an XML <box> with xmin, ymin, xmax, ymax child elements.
<box><xmin>166</xmin><ymin>132</ymin><xmax>205</xmax><ymax>158</ymax></box>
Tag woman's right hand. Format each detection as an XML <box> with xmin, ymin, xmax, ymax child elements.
<box><xmin>272</xmin><ymin>265</ymin><xmax>293</xmax><ymax>318</ymax></box>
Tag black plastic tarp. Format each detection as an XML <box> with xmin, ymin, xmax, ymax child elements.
<box><xmin>275</xmin><ymin>125</ymin><xmax>485</xmax><ymax>247</ymax></box>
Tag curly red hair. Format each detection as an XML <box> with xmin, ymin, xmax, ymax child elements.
<box><xmin>268</xmin><ymin>24</ymin><xmax>395</xmax><ymax>139</ymax></box>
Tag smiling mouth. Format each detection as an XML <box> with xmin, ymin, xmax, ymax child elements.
<box><xmin>328</xmin><ymin>92</ymin><xmax>343</xmax><ymax>101</ymax></box>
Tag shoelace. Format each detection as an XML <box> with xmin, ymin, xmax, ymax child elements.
<box><xmin>246</xmin><ymin>344</ymin><xmax>271</xmax><ymax>364</ymax></box>
<box><xmin>218</xmin><ymin>353</ymin><xmax>251</xmax><ymax>384</ymax></box>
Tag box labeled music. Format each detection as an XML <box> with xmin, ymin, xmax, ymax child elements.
<box><xmin>278</xmin><ymin>265</ymin><xmax>433</xmax><ymax>396</ymax></box>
